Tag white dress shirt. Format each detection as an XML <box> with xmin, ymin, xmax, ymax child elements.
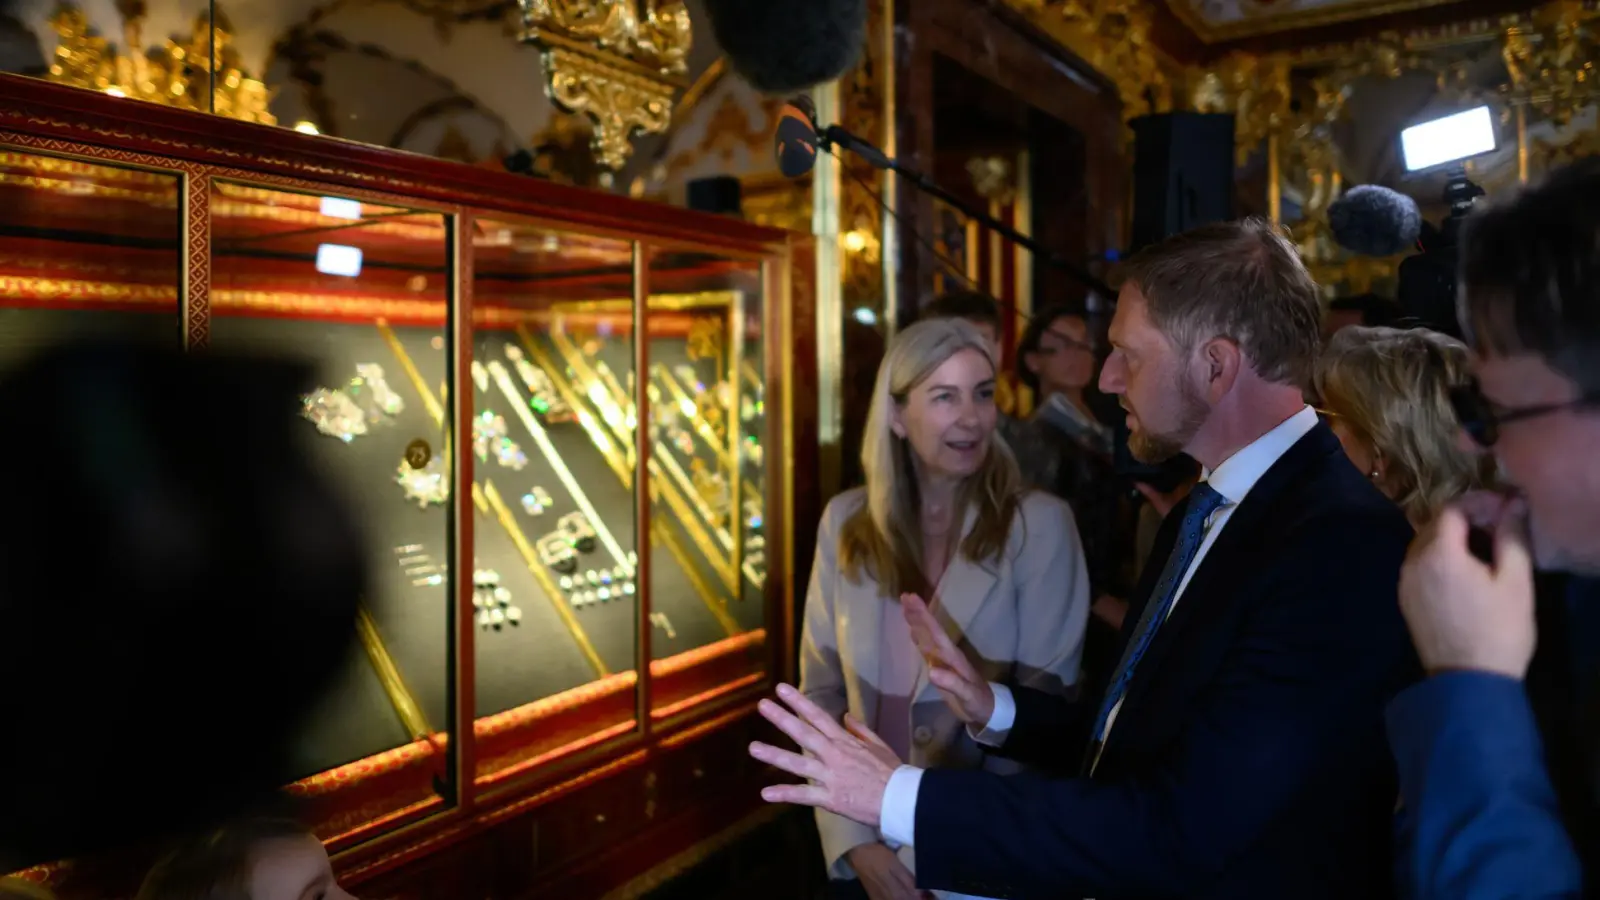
<box><xmin>878</xmin><ymin>406</ymin><xmax>1320</xmax><ymax>850</ymax></box>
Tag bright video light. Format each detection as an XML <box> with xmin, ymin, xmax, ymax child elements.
<box><xmin>316</xmin><ymin>243</ymin><xmax>363</xmax><ymax>277</ymax></box>
<box><xmin>1401</xmin><ymin>106</ymin><xmax>1496</xmax><ymax>173</ymax></box>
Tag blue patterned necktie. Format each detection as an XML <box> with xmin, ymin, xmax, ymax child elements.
<box><xmin>1091</xmin><ymin>482</ymin><xmax>1228</xmax><ymax>743</ymax></box>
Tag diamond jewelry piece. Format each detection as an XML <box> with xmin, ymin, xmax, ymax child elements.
<box><xmin>302</xmin><ymin>387</ymin><xmax>368</xmax><ymax>442</ymax></box>
<box><xmin>585</xmin><ymin>569</ymin><xmax>600</xmax><ymax>587</ymax></box>
<box><xmin>396</xmin><ymin>457</ymin><xmax>449</xmax><ymax>509</ymax></box>
<box><xmin>354</xmin><ymin>363</ymin><xmax>405</xmax><ymax>417</ymax></box>
<box><xmin>559</xmin><ymin>575</ymin><xmax>574</xmax><ymax>591</ymax></box>
<box><xmin>493</xmin><ymin>586</ymin><xmax>511</xmax><ymax>605</ymax></box>
<box><xmin>506</xmin><ymin>606</ymin><xmax>522</xmax><ymax>625</ymax></box>
<box><xmin>597</xmin><ymin>587</ymin><xmax>612</xmax><ymax>601</ymax></box>
<box><xmin>538</xmin><ymin>533</ymin><xmax>578</xmax><ymax>574</ymax></box>
<box><xmin>490</xmin><ymin>608</ymin><xmax>506</xmax><ymax>629</ymax></box>
<box><xmin>622</xmin><ymin>581</ymin><xmax>636</xmax><ymax>596</ymax></box>
<box><xmin>476</xmin><ymin>609</ymin><xmax>491</xmax><ymax>629</ymax></box>
<box><xmin>558</xmin><ymin>512</ymin><xmax>597</xmax><ymax>554</ymax></box>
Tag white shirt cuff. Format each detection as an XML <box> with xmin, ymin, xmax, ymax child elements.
<box><xmin>968</xmin><ymin>682</ymin><xmax>1015</xmax><ymax>747</ymax></box>
<box><xmin>879</xmin><ymin>765</ymin><xmax>923</xmax><ymax>848</ymax></box>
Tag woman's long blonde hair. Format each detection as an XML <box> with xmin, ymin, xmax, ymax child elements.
<box><xmin>839</xmin><ymin>318</ymin><xmax>1023</xmax><ymax>598</ymax></box>
<box><xmin>1316</xmin><ymin>325</ymin><xmax>1492</xmax><ymax>524</ymax></box>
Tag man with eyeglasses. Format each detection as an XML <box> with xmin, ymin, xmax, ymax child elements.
<box><xmin>1388</xmin><ymin>157</ymin><xmax>1600</xmax><ymax>898</ymax></box>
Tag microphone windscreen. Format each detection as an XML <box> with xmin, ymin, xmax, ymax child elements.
<box><xmin>775</xmin><ymin>98</ymin><xmax>820</xmax><ymax>178</ymax></box>
<box><xmin>1327</xmin><ymin>184</ymin><xmax>1423</xmax><ymax>257</ymax></box>
<box><xmin>704</xmin><ymin>0</ymin><xmax>867</xmax><ymax>95</ymax></box>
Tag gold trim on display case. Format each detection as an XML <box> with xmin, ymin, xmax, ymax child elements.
<box><xmin>355</xmin><ymin>606</ymin><xmax>434</xmax><ymax>740</ymax></box>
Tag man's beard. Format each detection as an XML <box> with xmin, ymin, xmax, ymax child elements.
<box><xmin>1127</xmin><ymin>375</ymin><xmax>1209</xmax><ymax>464</ymax></box>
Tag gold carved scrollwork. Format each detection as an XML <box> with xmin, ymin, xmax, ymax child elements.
<box><xmin>1502</xmin><ymin>1</ymin><xmax>1600</xmax><ymax>127</ymax></box>
<box><xmin>520</xmin><ymin>0</ymin><xmax>692</xmax><ymax>170</ymax></box>
<box><xmin>1011</xmin><ymin>0</ymin><xmax>1175</xmax><ymax>122</ymax></box>
<box><xmin>1189</xmin><ymin>52</ymin><xmax>1294</xmax><ymax>166</ymax></box>
<box><xmin>46</xmin><ymin>2</ymin><xmax>275</xmax><ymax>125</ymax></box>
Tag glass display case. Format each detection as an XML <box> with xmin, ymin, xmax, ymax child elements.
<box><xmin>0</xmin><ymin>73</ymin><xmax>811</xmax><ymax>894</ymax></box>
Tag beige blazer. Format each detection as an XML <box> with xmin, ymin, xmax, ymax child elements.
<box><xmin>799</xmin><ymin>487</ymin><xmax>1090</xmax><ymax>880</ymax></box>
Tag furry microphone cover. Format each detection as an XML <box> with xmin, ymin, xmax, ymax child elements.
<box><xmin>703</xmin><ymin>0</ymin><xmax>868</xmax><ymax>94</ymax></box>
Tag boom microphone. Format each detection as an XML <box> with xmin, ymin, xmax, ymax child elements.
<box><xmin>703</xmin><ymin>0</ymin><xmax>868</xmax><ymax>94</ymax></box>
<box><xmin>1327</xmin><ymin>184</ymin><xmax>1423</xmax><ymax>257</ymax></box>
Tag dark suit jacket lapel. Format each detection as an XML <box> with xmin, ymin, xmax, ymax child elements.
<box><xmin>1105</xmin><ymin>425</ymin><xmax>1347</xmax><ymax>754</ymax></box>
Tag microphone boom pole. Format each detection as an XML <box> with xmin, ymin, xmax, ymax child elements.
<box><xmin>817</xmin><ymin>124</ymin><xmax>1115</xmax><ymax>298</ymax></box>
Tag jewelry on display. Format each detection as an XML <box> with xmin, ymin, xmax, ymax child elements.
<box><xmin>396</xmin><ymin>456</ymin><xmax>449</xmax><ymax>509</ymax></box>
<box><xmin>538</xmin><ymin>532</ymin><xmax>578</xmax><ymax>574</ymax></box>
<box><xmin>559</xmin><ymin>575</ymin><xmax>575</xmax><ymax>592</ymax></box>
<box><xmin>597</xmin><ymin>587</ymin><xmax>612</xmax><ymax>601</ymax></box>
<box><xmin>394</xmin><ymin>544</ymin><xmax>424</xmax><ymax>555</ymax></box>
<box><xmin>558</xmin><ymin>512</ymin><xmax>598</xmax><ymax>554</ymax></box>
<box><xmin>473</xmin><ymin>410</ymin><xmax>529</xmax><ymax>471</ymax></box>
<box><xmin>622</xmin><ymin>581</ymin><xmax>636</xmax><ymax>596</ymax></box>
<box><xmin>301</xmin><ymin>387</ymin><xmax>368</xmax><ymax>442</ymax></box>
<box><xmin>490</xmin><ymin>607</ymin><xmax>506</xmax><ymax>630</ymax></box>
<box><xmin>506</xmin><ymin>606</ymin><xmax>523</xmax><ymax>626</ymax></box>
<box><xmin>504</xmin><ymin>345</ymin><xmax>573</xmax><ymax>422</ymax></box>
<box><xmin>353</xmin><ymin>363</ymin><xmax>406</xmax><ymax>417</ymax></box>
<box><xmin>395</xmin><ymin>546</ymin><xmax>444</xmax><ymax>586</ymax></box>
<box><xmin>520</xmin><ymin>485</ymin><xmax>553</xmax><ymax>517</ymax></box>
<box><xmin>649</xmin><ymin>611</ymin><xmax>678</xmax><ymax>640</ymax></box>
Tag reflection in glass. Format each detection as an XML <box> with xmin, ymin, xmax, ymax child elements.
<box><xmin>470</xmin><ymin>216</ymin><xmax>640</xmax><ymax>784</ymax></box>
<box><xmin>0</xmin><ymin>149</ymin><xmax>181</xmax><ymax>361</ymax></box>
<box><xmin>644</xmin><ymin>250</ymin><xmax>768</xmax><ymax>713</ymax></box>
<box><xmin>206</xmin><ymin>182</ymin><xmax>453</xmax><ymax>814</ymax></box>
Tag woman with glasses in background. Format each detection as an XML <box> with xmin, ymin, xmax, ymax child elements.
<box><xmin>1314</xmin><ymin>325</ymin><xmax>1495</xmax><ymax>527</ymax></box>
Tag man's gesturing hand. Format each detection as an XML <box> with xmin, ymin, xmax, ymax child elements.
<box><xmin>748</xmin><ymin>684</ymin><xmax>898</xmax><ymax>828</ymax></box>
<box><xmin>1399</xmin><ymin>494</ymin><xmax>1537</xmax><ymax>679</ymax></box>
<box><xmin>901</xmin><ymin>593</ymin><xmax>994</xmax><ymax>726</ymax></box>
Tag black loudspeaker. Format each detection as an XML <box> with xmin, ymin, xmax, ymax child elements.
<box><xmin>1129</xmin><ymin>112</ymin><xmax>1235</xmax><ymax>252</ymax></box>
<box><xmin>687</xmin><ymin>176</ymin><xmax>743</xmax><ymax>217</ymax></box>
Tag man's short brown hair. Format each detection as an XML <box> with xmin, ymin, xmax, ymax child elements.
<box><xmin>1120</xmin><ymin>217</ymin><xmax>1322</xmax><ymax>388</ymax></box>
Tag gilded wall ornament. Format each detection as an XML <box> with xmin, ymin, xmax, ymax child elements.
<box><xmin>46</xmin><ymin>3</ymin><xmax>275</xmax><ymax>125</ymax></box>
<box><xmin>519</xmin><ymin>0</ymin><xmax>692</xmax><ymax>169</ymax></box>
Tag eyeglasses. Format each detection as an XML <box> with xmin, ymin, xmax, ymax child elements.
<box><xmin>1449</xmin><ymin>380</ymin><xmax>1600</xmax><ymax>447</ymax></box>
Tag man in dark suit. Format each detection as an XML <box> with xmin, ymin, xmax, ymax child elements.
<box><xmin>748</xmin><ymin>218</ymin><xmax>1418</xmax><ymax>898</ymax></box>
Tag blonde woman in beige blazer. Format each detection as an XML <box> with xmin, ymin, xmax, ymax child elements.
<box><xmin>800</xmin><ymin>319</ymin><xmax>1090</xmax><ymax>900</ymax></box>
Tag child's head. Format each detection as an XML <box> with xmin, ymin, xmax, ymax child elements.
<box><xmin>135</xmin><ymin>817</ymin><xmax>355</xmax><ymax>900</ymax></box>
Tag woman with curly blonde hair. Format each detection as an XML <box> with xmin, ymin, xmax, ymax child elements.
<box><xmin>1315</xmin><ymin>325</ymin><xmax>1494</xmax><ymax>526</ymax></box>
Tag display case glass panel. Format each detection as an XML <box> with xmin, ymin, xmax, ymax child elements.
<box><xmin>642</xmin><ymin>250</ymin><xmax>768</xmax><ymax>713</ymax></box>
<box><xmin>205</xmin><ymin>181</ymin><xmax>456</xmax><ymax>814</ymax></box>
<box><xmin>0</xmin><ymin>149</ymin><xmax>181</xmax><ymax>358</ymax></box>
<box><xmin>468</xmin><ymin>215</ymin><xmax>641</xmax><ymax>784</ymax></box>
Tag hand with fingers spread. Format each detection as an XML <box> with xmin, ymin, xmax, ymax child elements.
<box><xmin>900</xmin><ymin>593</ymin><xmax>994</xmax><ymax>727</ymax></box>
<box><xmin>844</xmin><ymin>843</ymin><xmax>930</xmax><ymax>900</ymax></box>
<box><xmin>749</xmin><ymin>684</ymin><xmax>898</xmax><ymax>828</ymax></box>
<box><xmin>1399</xmin><ymin>493</ymin><xmax>1537</xmax><ymax>679</ymax></box>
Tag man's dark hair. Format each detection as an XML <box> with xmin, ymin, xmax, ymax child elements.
<box><xmin>1118</xmin><ymin>216</ymin><xmax>1323</xmax><ymax>389</ymax></box>
<box><xmin>1015</xmin><ymin>303</ymin><xmax>1089</xmax><ymax>393</ymax></box>
<box><xmin>1459</xmin><ymin>156</ymin><xmax>1600</xmax><ymax>393</ymax></box>
<box><xmin>921</xmin><ymin>290</ymin><xmax>1001</xmax><ymax>329</ymax></box>
<box><xmin>1329</xmin><ymin>293</ymin><xmax>1401</xmax><ymax>328</ymax></box>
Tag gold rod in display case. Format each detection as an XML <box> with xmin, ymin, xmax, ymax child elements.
<box><xmin>355</xmin><ymin>605</ymin><xmax>434</xmax><ymax>739</ymax></box>
<box><xmin>633</xmin><ymin>240</ymin><xmax>653</xmax><ymax>731</ymax></box>
<box><xmin>727</xmin><ymin>291</ymin><xmax>745</xmax><ymax>602</ymax></box>
<box><xmin>650</xmin><ymin>362</ymin><xmax>733</xmax><ymax>470</ymax></box>
<box><xmin>533</xmin><ymin>327</ymin><xmax>739</xmax><ymax>594</ymax></box>
<box><xmin>656</xmin><ymin>519</ymin><xmax>739</xmax><ymax>636</ymax></box>
<box><xmin>516</xmin><ymin>325</ymin><xmax>737</xmax><ymax>631</ymax></box>
<box><xmin>375</xmin><ymin>320</ymin><xmax>610</xmax><ymax>678</ymax></box>
<box><xmin>528</xmin><ymin>323</ymin><xmax>739</xmax><ymax>624</ymax></box>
